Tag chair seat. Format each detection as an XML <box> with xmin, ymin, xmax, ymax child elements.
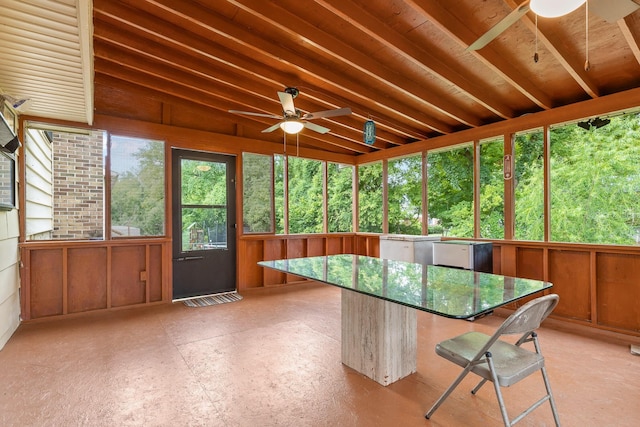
<box><xmin>436</xmin><ymin>331</ymin><xmax>545</xmax><ymax>387</ymax></box>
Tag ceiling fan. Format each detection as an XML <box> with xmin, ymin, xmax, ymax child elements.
<box><xmin>228</xmin><ymin>87</ymin><xmax>352</xmax><ymax>134</ymax></box>
<box><xmin>468</xmin><ymin>0</ymin><xmax>640</xmax><ymax>51</ymax></box>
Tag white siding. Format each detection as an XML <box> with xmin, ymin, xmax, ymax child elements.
<box><xmin>25</xmin><ymin>128</ymin><xmax>53</xmax><ymax>238</ymax></box>
<box><xmin>0</xmin><ymin>208</ymin><xmax>19</xmax><ymax>350</ymax></box>
<box><xmin>0</xmin><ymin>0</ymin><xmax>94</xmax><ymax>124</ymax></box>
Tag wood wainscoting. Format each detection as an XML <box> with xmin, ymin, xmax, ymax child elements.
<box><xmin>495</xmin><ymin>241</ymin><xmax>640</xmax><ymax>337</ymax></box>
<box><xmin>238</xmin><ymin>233</ymin><xmax>380</xmax><ymax>289</ymax></box>
<box><xmin>17</xmin><ymin>234</ymin><xmax>640</xmax><ymax>337</ymax></box>
<box><xmin>19</xmin><ymin>239</ymin><xmax>170</xmax><ymax>321</ymax></box>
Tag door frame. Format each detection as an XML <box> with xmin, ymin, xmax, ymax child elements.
<box><xmin>170</xmin><ymin>148</ymin><xmax>238</xmax><ymax>299</ymax></box>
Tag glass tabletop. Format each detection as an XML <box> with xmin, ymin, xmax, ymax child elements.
<box><xmin>259</xmin><ymin>254</ymin><xmax>552</xmax><ymax>319</ymax></box>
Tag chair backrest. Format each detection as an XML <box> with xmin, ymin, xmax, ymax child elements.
<box><xmin>496</xmin><ymin>294</ymin><xmax>559</xmax><ymax>337</ymax></box>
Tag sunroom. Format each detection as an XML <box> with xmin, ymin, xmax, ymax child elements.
<box><xmin>1</xmin><ymin>0</ymin><xmax>640</xmax><ymax>425</ymax></box>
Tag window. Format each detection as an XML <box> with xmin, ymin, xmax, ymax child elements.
<box><xmin>0</xmin><ymin>152</ymin><xmax>15</xmax><ymax>210</ymax></box>
<box><xmin>288</xmin><ymin>156</ymin><xmax>323</xmax><ymax>234</ymax></box>
<box><xmin>179</xmin><ymin>158</ymin><xmax>227</xmax><ymax>251</ymax></box>
<box><xmin>327</xmin><ymin>162</ymin><xmax>353</xmax><ymax>232</ymax></box>
<box><xmin>0</xmin><ymin>108</ymin><xmax>16</xmax><ymax>210</ymax></box>
<box><xmin>110</xmin><ymin>135</ymin><xmax>165</xmax><ymax>237</ymax></box>
<box><xmin>514</xmin><ymin>128</ymin><xmax>544</xmax><ymax>241</ymax></box>
<box><xmin>358</xmin><ymin>161</ymin><xmax>383</xmax><ymax>233</ymax></box>
<box><xmin>550</xmin><ymin>112</ymin><xmax>640</xmax><ymax>245</ymax></box>
<box><xmin>242</xmin><ymin>153</ymin><xmax>273</xmax><ymax>233</ymax></box>
<box><xmin>427</xmin><ymin>145</ymin><xmax>474</xmax><ymax>237</ymax></box>
<box><xmin>479</xmin><ymin>138</ymin><xmax>505</xmax><ymax>239</ymax></box>
<box><xmin>388</xmin><ymin>154</ymin><xmax>422</xmax><ymax>235</ymax></box>
<box><xmin>24</xmin><ymin>124</ymin><xmax>106</xmax><ymax>240</ymax></box>
<box><xmin>274</xmin><ymin>155</ymin><xmax>285</xmax><ymax>234</ymax></box>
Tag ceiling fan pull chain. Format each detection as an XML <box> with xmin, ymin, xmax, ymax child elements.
<box><xmin>585</xmin><ymin>1</ymin><xmax>591</xmax><ymax>71</ymax></box>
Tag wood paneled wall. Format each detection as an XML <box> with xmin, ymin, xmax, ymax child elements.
<box><xmin>20</xmin><ymin>239</ymin><xmax>169</xmax><ymax>320</ymax></box>
<box><xmin>494</xmin><ymin>241</ymin><xmax>640</xmax><ymax>336</ymax></box>
<box><xmin>238</xmin><ymin>233</ymin><xmax>380</xmax><ymax>288</ymax></box>
<box><xmin>18</xmin><ymin>232</ymin><xmax>640</xmax><ymax>337</ymax></box>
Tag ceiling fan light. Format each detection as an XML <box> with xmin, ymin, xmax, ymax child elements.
<box><xmin>530</xmin><ymin>0</ymin><xmax>586</xmax><ymax>18</ymax></box>
<box><xmin>280</xmin><ymin>120</ymin><xmax>304</xmax><ymax>134</ymax></box>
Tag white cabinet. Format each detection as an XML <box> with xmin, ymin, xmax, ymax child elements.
<box><xmin>379</xmin><ymin>234</ymin><xmax>441</xmax><ymax>264</ymax></box>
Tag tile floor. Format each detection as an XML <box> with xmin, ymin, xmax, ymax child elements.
<box><xmin>1</xmin><ymin>282</ymin><xmax>639</xmax><ymax>426</ymax></box>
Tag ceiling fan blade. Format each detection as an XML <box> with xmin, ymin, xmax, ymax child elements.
<box><xmin>589</xmin><ymin>0</ymin><xmax>639</xmax><ymax>23</ymax></box>
<box><xmin>277</xmin><ymin>91</ymin><xmax>297</xmax><ymax>116</ymax></box>
<box><xmin>467</xmin><ymin>0</ymin><xmax>531</xmax><ymax>51</ymax></box>
<box><xmin>228</xmin><ymin>110</ymin><xmax>282</xmax><ymax>119</ymax></box>
<box><xmin>303</xmin><ymin>107</ymin><xmax>352</xmax><ymax>120</ymax></box>
<box><xmin>262</xmin><ymin>122</ymin><xmax>283</xmax><ymax>133</ymax></box>
<box><xmin>304</xmin><ymin>122</ymin><xmax>330</xmax><ymax>134</ymax></box>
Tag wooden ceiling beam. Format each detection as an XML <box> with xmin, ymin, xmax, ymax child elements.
<box><xmin>115</xmin><ymin>0</ymin><xmax>453</xmax><ymax>136</ymax></box>
<box><xmin>228</xmin><ymin>0</ymin><xmax>492</xmax><ymax>126</ymax></box>
<box><xmin>94</xmin><ymin>1</ymin><xmax>440</xmax><ymax>141</ymax></box>
<box><xmin>93</xmin><ymin>25</ymin><xmax>404</xmax><ymax>149</ymax></box>
<box><xmin>95</xmin><ymin>74</ymin><xmax>358</xmax><ymax>157</ymax></box>
<box><xmin>94</xmin><ymin>57</ymin><xmax>372</xmax><ymax>154</ymax></box>
<box><xmin>406</xmin><ymin>0</ymin><xmax>555</xmax><ymax>110</ymax></box>
<box><xmin>312</xmin><ymin>0</ymin><xmax>515</xmax><ymax>121</ymax></box>
<box><xmin>504</xmin><ymin>0</ymin><xmax>599</xmax><ymax>98</ymax></box>
<box><xmin>619</xmin><ymin>13</ymin><xmax>640</xmax><ymax>66</ymax></box>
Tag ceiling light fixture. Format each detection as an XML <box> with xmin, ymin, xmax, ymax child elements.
<box><xmin>530</xmin><ymin>0</ymin><xmax>586</xmax><ymax>18</ymax></box>
<box><xmin>280</xmin><ymin>119</ymin><xmax>304</xmax><ymax>134</ymax></box>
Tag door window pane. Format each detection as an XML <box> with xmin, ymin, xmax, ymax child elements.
<box><xmin>427</xmin><ymin>145</ymin><xmax>474</xmax><ymax>237</ymax></box>
<box><xmin>514</xmin><ymin>129</ymin><xmax>544</xmax><ymax>241</ymax></box>
<box><xmin>242</xmin><ymin>153</ymin><xmax>273</xmax><ymax>233</ymax></box>
<box><xmin>110</xmin><ymin>136</ymin><xmax>165</xmax><ymax>237</ymax></box>
<box><xmin>180</xmin><ymin>159</ymin><xmax>227</xmax><ymax>251</ymax></box>
<box><xmin>388</xmin><ymin>154</ymin><xmax>422</xmax><ymax>235</ymax></box>
<box><xmin>358</xmin><ymin>162</ymin><xmax>383</xmax><ymax>233</ymax></box>
<box><xmin>327</xmin><ymin>162</ymin><xmax>354</xmax><ymax>233</ymax></box>
<box><xmin>479</xmin><ymin>138</ymin><xmax>504</xmax><ymax>239</ymax></box>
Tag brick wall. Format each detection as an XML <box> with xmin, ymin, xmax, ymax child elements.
<box><xmin>52</xmin><ymin>130</ymin><xmax>104</xmax><ymax>239</ymax></box>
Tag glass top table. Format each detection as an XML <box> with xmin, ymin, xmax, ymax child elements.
<box><xmin>259</xmin><ymin>254</ymin><xmax>552</xmax><ymax>319</ymax></box>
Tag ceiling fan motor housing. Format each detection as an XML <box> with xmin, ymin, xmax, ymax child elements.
<box><xmin>284</xmin><ymin>87</ymin><xmax>299</xmax><ymax>99</ymax></box>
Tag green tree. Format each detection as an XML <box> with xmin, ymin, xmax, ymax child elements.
<box><xmin>479</xmin><ymin>139</ymin><xmax>505</xmax><ymax>239</ymax></box>
<box><xmin>548</xmin><ymin>114</ymin><xmax>640</xmax><ymax>244</ymax></box>
<box><xmin>388</xmin><ymin>155</ymin><xmax>422</xmax><ymax>234</ymax></box>
<box><xmin>514</xmin><ymin>130</ymin><xmax>544</xmax><ymax>241</ymax></box>
<box><xmin>358</xmin><ymin>162</ymin><xmax>383</xmax><ymax>233</ymax></box>
<box><xmin>288</xmin><ymin>157</ymin><xmax>323</xmax><ymax>233</ymax></box>
<box><xmin>242</xmin><ymin>153</ymin><xmax>273</xmax><ymax>233</ymax></box>
<box><xmin>427</xmin><ymin>146</ymin><xmax>474</xmax><ymax>237</ymax></box>
<box><xmin>328</xmin><ymin>163</ymin><xmax>354</xmax><ymax>232</ymax></box>
<box><xmin>111</xmin><ymin>139</ymin><xmax>165</xmax><ymax>236</ymax></box>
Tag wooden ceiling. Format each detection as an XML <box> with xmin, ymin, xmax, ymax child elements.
<box><xmin>92</xmin><ymin>0</ymin><xmax>640</xmax><ymax>157</ymax></box>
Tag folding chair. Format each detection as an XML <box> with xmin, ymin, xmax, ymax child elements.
<box><xmin>425</xmin><ymin>294</ymin><xmax>561</xmax><ymax>426</ymax></box>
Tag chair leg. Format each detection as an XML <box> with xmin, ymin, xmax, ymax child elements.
<box><xmin>534</xmin><ymin>334</ymin><xmax>561</xmax><ymax>426</ymax></box>
<box><xmin>471</xmin><ymin>378</ymin><xmax>488</xmax><ymax>395</ymax></box>
<box><xmin>540</xmin><ymin>366</ymin><xmax>561</xmax><ymax>426</ymax></box>
<box><xmin>486</xmin><ymin>353</ymin><xmax>512</xmax><ymax>427</ymax></box>
<box><xmin>425</xmin><ymin>365</ymin><xmax>473</xmax><ymax>419</ymax></box>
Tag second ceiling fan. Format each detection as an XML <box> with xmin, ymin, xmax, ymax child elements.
<box><xmin>229</xmin><ymin>87</ymin><xmax>352</xmax><ymax>134</ymax></box>
<box><xmin>468</xmin><ymin>0</ymin><xmax>640</xmax><ymax>51</ymax></box>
